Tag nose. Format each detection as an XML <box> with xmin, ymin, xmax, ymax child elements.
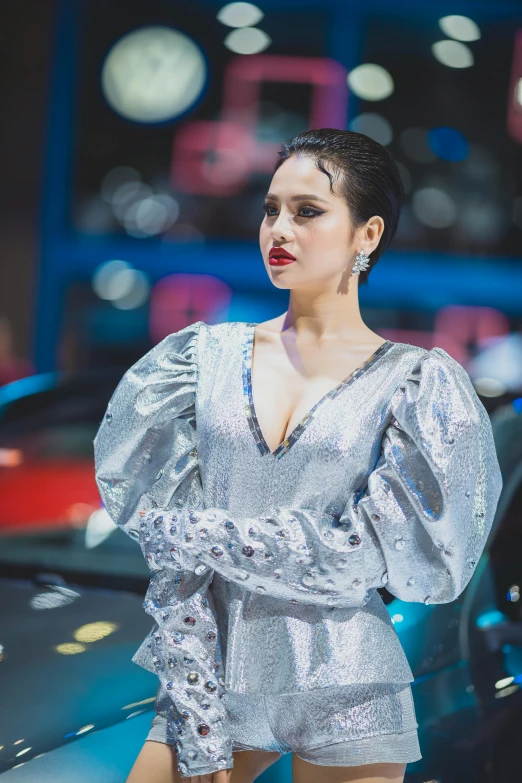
<box><xmin>272</xmin><ymin>220</ymin><xmax>293</xmax><ymax>242</ymax></box>
<box><xmin>270</xmin><ymin>209</ymin><xmax>294</xmax><ymax>241</ymax></box>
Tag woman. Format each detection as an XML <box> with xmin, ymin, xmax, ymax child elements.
<box><xmin>94</xmin><ymin>129</ymin><xmax>503</xmax><ymax>783</ymax></box>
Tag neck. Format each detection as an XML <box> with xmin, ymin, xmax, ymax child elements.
<box><xmin>281</xmin><ymin>278</ymin><xmax>370</xmax><ymax>341</ymax></box>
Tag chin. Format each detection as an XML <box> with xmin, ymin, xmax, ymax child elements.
<box><xmin>267</xmin><ymin>272</ymin><xmax>296</xmax><ymax>290</ymax></box>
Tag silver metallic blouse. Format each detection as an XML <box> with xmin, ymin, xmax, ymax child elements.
<box><xmin>94</xmin><ymin>320</ymin><xmax>503</xmax><ymax>778</ymax></box>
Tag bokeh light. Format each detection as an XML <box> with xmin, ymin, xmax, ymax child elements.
<box><xmin>428</xmin><ymin>127</ymin><xmax>468</xmax><ymax>161</ymax></box>
<box><xmin>92</xmin><ymin>260</ymin><xmax>150</xmax><ymax>309</ymax></box>
<box><xmin>217</xmin><ymin>2</ymin><xmax>264</xmax><ymax>28</ymax></box>
<box><xmin>439</xmin><ymin>15</ymin><xmax>481</xmax><ymax>42</ymax></box>
<box><xmin>54</xmin><ymin>643</ymin><xmax>87</xmax><ymax>655</ymax></box>
<box><xmin>99</xmin><ymin>166</ymin><xmax>179</xmax><ymax>237</ymax></box>
<box><xmin>412</xmin><ymin>186</ymin><xmax>457</xmax><ymax>228</ymax></box>
<box><xmin>149</xmin><ymin>273</ymin><xmax>232</xmax><ymax>343</ymax></box>
<box><xmin>459</xmin><ymin>202</ymin><xmax>506</xmax><ymax>242</ymax></box>
<box><xmin>112</xmin><ymin>183</ymin><xmax>153</xmax><ymax>221</ymax></box>
<box><xmin>473</xmin><ymin>377</ymin><xmax>507</xmax><ymax>397</ymax></box>
<box><xmin>223</xmin><ymin>27</ymin><xmax>271</xmax><ymax>54</ymax></box>
<box><xmin>111</xmin><ymin>269</ymin><xmax>150</xmax><ymax>310</ymax></box>
<box><xmin>30</xmin><ymin>586</ymin><xmax>80</xmax><ymax>611</ymax></box>
<box><xmin>73</xmin><ymin>622</ymin><xmax>119</xmax><ymax>643</ymax></box>
<box><xmin>468</xmin><ymin>334</ymin><xmax>522</xmax><ymax>393</ymax></box>
<box><xmin>101</xmin><ymin>26</ymin><xmax>207</xmax><ymax>122</ymax></box>
<box><xmin>347</xmin><ymin>64</ymin><xmax>394</xmax><ymax>101</ymax></box>
<box><xmin>100</xmin><ymin>166</ymin><xmax>141</xmax><ymax>203</ymax></box>
<box><xmin>349</xmin><ymin>113</ymin><xmax>393</xmax><ymax>146</ymax></box>
<box><xmin>122</xmin><ymin>697</ymin><xmax>157</xmax><ymax>711</ymax></box>
<box><xmin>432</xmin><ymin>40</ymin><xmax>474</xmax><ymax>68</ymax></box>
<box><xmin>123</xmin><ymin>194</ymin><xmax>180</xmax><ymax>237</ymax></box>
<box><xmin>93</xmin><ymin>260</ymin><xmax>131</xmax><ymax>300</ymax></box>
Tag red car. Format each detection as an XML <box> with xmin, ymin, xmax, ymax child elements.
<box><xmin>0</xmin><ymin>370</ymin><xmax>122</xmax><ymax>532</ymax></box>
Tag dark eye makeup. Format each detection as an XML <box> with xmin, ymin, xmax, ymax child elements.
<box><xmin>261</xmin><ymin>202</ymin><xmax>322</xmax><ymax>218</ymax></box>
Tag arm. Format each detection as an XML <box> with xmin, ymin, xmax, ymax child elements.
<box><xmin>145</xmin><ymin>348</ymin><xmax>503</xmax><ymax>609</ymax></box>
<box><xmin>94</xmin><ymin>323</ymin><xmax>234</xmax><ymax>779</ymax></box>
<box><xmin>142</xmin><ymin>504</ymin><xmax>366</xmax><ymax>608</ymax></box>
<box><xmin>341</xmin><ymin>347</ymin><xmax>504</xmax><ymax>604</ymax></box>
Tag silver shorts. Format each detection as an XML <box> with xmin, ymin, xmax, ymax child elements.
<box><xmin>146</xmin><ymin>682</ymin><xmax>422</xmax><ymax>767</ymax></box>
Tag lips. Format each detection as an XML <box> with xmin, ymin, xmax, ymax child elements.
<box><xmin>269</xmin><ymin>248</ymin><xmax>296</xmax><ymax>266</ymax></box>
<box><xmin>269</xmin><ymin>257</ymin><xmax>295</xmax><ymax>266</ymax></box>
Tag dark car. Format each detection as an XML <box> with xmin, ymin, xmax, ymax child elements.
<box><xmin>0</xmin><ymin>375</ymin><xmax>521</xmax><ymax>782</ymax></box>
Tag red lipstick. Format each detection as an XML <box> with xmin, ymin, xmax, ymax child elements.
<box><xmin>269</xmin><ymin>247</ymin><xmax>296</xmax><ymax>266</ymax></box>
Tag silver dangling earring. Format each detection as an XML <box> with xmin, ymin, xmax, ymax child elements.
<box><xmin>351</xmin><ymin>250</ymin><xmax>371</xmax><ymax>276</ymax></box>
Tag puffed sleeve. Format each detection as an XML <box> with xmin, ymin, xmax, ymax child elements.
<box><xmin>343</xmin><ymin>346</ymin><xmax>503</xmax><ymax>604</ymax></box>
<box><xmin>93</xmin><ymin>321</ymin><xmax>234</xmax><ymax>780</ymax></box>
<box><xmin>143</xmin><ymin>347</ymin><xmax>502</xmax><ymax>610</ymax></box>
<box><xmin>145</xmin><ymin>504</ymin><xmax>368</xmax><ymax>607</ymax></box>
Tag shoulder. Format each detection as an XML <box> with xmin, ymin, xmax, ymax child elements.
<box><xmin>404</xmin><ymin>344</ymin><xmax>473</xmax><ymax>387</ymax></box>
<box><xmin>198</xmin><ymin>320</ymin><xmax>252</xmax><ymax>352</ymax></box>
<box><xmin>156</xmin><ymin>320</ymin><xmax>204</xmax><ymax>355</ymax></box>
<box><xmin>139</xmin><ymin>319</ymin><xmax>249</xmax><ymax>362</ymax></box>
<box><xmin>391</xmin><ymin>342</ymin><xmax>470</xmax><ymax>383</ymax></box>
<box><xmin>108</xmin><ymin>321</ymin><xmax>205</xmax><ymax>399</ymax></box>
<box><xmin>382</xmin><ymin>341</ymin><xmax>428</xmax><ymax>383</ymax></box>
<box><xmin>390</xmin><ymin>344</ymin><xmax>484</xmax><ymax>425</ymax></box>
<box><xmin>128</xmin><ymin>320</ymin><xmax>203</xmax><ymax>376</ymax></box>
<box><xmin>203</xmin><ymin>320</ymin><xmax>251</xmax><ymax>336</ymax></box>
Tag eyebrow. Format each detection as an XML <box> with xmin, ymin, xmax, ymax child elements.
<box><xmin>264</xmin><ymin>192</ymin><xmax>330</xmax><ymax>204</ymax></box>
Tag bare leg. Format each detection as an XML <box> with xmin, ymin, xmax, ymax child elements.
<box><xmin>292</xmin><ymin>755</ymin><xmax>407</xmax><ymax>783</ymax></box>
<box><xmin>126</xmin><ymin>741</ymin><xmax>178</xmax><ymax>783</ymax></box>
<box><xmin>126</xmin><ymin>741</ymin><xmax>282</xmax><ymax>783</ymax></box>
<box><xmin>230</xmin><ymin>749</ymin><xmax>283</xmax><ymax>782</ymax></box>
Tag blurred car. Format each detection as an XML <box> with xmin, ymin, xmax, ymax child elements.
<box><xmin>0</xmin><ymin>379</ymin><xmax>521</xmax><ymax>782</ymax></box>
<box><xmin>0</xmin><ymin>370</ymin><xmax>123</xmax><ymax>531</ymax></box>
<box><xmin>0</xmin><ymin>522</ymin><xmax>160</xmax><ymax>782</ymax></box>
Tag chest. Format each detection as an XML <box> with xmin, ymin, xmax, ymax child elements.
<box><xmin>197</xmin><ymin>324</ymin><xmax>395</xmax><ymax>465</ymax></box>
<box><xmin>249</xmin><ymin>327</ymin><xmax>391</xmax><ymax>453</ymax></box>
<box><xmin>250</xmin><ymin>341</ymin><xmax>356</xmax><ymax>451</ymax></box>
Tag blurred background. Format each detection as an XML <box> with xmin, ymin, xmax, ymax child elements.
<box><xmin>1</xmin><ymin>1</ymin><xmax>522</xmax><ymax>781</ymax></box>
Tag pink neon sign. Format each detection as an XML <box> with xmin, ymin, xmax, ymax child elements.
<box><xmin>171</xmin><ymin>54</ymin><xmax>348</xmax><ymax>195</ymax></box>
<box><xmin>149</xmin><ymin>273</ymin><xmax>232</xmax><ymax>343</ymax></box>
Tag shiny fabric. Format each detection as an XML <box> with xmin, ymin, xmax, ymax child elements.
<box><xmin>94</xmin><ymin>320</ymin><xmax>503</xmax><ymax>778</ymax></box>
<box><xmin>147</xmin><ymin>681</ymin><xmax>422</xmax><ymax>766</ymax></box>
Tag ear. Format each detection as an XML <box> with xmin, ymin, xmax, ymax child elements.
<box><xmin>358</xmin><ymin>215</ymin><xmax>385</xmax><ymax>256</ymax></box>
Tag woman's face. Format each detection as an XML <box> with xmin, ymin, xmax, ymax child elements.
<box><xmin>259</xmin><ymin>154</ymin><xmax>372</xmax><ymax>290</ymax></box>
<box><xmin>259</xmin><ymin>155</ymin><xmax>384</xmax><ymax>289</ymax></box>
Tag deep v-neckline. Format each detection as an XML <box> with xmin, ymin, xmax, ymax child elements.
<box><xmin>241</xmin><ymin>322</ymin><xmax>394</xmax><ymax>459</ymax></box>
